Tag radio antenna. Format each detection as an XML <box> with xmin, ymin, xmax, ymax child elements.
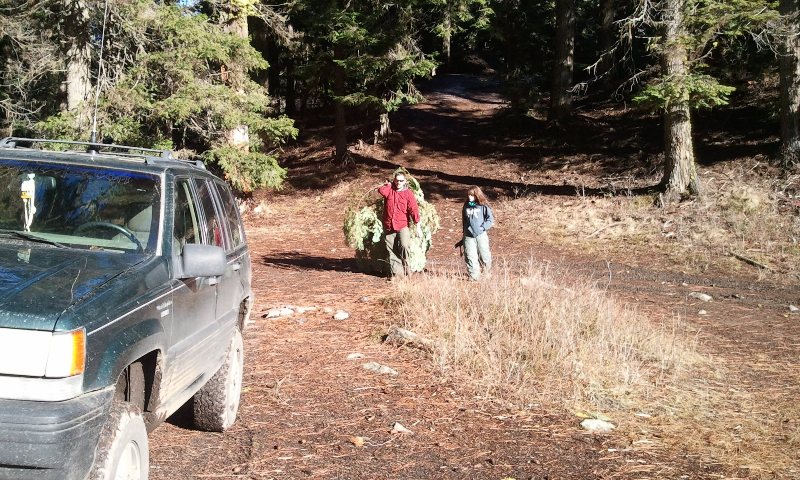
<box><xmin>89</xmin><ymin>0</ymin><xmax>110</xmax><ymax>148</ymax></box>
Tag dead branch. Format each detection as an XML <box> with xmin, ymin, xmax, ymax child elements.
<box><xmin>730</xmin><ymin>251</ymin><xmax>772</xmax><ymax>271</ymax></box>
<box><xmin>587</xmin><ymin>222</ymin><xmax>624</xmax><ymax>238</ymax></box>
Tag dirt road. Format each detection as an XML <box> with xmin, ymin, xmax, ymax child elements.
<box><xmin>148</xmin><ymin>75</ymin><xmax>800</xmax><ymax>479</ymax></box>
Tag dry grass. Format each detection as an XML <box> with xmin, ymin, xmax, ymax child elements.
<box><xmin>390</xmin><ymin>262</ymin><xmax>800</xmax><ymax>478</ymax></box>
<box><xmin>503</xmin><ymin>161</ymin><xmax>800</xmax><ymax>282</ymax></box>
<box><xmin>390</xmin><ymin>160</ymin><xmax>800</xmax><ymax>477</ymax></box>
<box><xmin>390</xmin><ymin>261</ymin><xmax>702</xmax><ymax>412</ymax></box>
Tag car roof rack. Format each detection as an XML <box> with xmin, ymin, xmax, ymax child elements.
<box><xmin>0</xmin><ymin>137</ymin><xmax>206</xmax><ymax>170</ymax></box>
<box><xmin>0</xmin><ymin>137</ymin><xmax>207</xmax><ymax>169</ymax></box>
<box><xmin>0</xmin><ymin>136</ymin><xmax>174</xmax><ymax>159</ymax></box>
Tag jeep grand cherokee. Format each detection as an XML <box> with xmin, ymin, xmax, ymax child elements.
<box><xmin>0</xmin><ymin>138</ymin><xmax>253</xmax><ymax>480</ymax></box>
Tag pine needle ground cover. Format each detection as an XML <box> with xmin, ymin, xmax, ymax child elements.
<box><xmin>389</xmin><ymin>258</ymin><xmax>799</xmax><ymax>477</ymax></box>
<box><xmin>343</xmin><ymin>169</ymin><xmax>440</xmax><ymax>275</ymax></box>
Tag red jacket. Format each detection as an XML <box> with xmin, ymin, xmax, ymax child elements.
<box><xmin>378</xmin><ymin>183</ymin><xmax>420</xmax><ymax>232</ymax></box>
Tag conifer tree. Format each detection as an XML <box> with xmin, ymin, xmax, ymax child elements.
<box><xmin>779</xmin><ymin>0</ymin><xmax>800</xmax><ymax>166</ymax></box>
<box><xmin>627</xmin><ymin>0</ymin><xmax>779</xmax><ymax>201</ymax></box>
<box><xmin>0</xmin><ymin>3</ymin><xmax>59</xmax><ymax>135</ymax></box>
<box><xmin>427</xmin><ymin>0</ymin><xmax>492</xmax><ymax>69</ymax></box>
<box><xmin>33</xmin><ymin>1</ymin><xmax>297</xmax><ymax>192</ymax></box>
<box><xmin>549</xmin><ymin>0</ymin><xmax>576</xmax><ymax>122</ymax></box>
<box><xmin>289</xmin><ymin>0</ymin><xmax>436</xmax><ymax>160</ymax></box>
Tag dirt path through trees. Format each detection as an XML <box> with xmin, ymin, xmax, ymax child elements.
<box><xmin>148</xmin><ymin>75</ymin><xmax>800</xmax><ymax>479</ymax></box>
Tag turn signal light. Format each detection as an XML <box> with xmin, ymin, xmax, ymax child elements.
<box><xmin>45</xmin><ymin>328</ymin><xmax>86</xmax><ymax>378</ymax></box>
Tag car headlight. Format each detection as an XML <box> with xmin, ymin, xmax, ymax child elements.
<box><xmin>0</xmin><ymin>327</ymin><xmax>85</xmax><ymax>378</ymax></box>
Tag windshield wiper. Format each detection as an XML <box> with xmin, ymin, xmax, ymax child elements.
<box><xmin>1</xmin><ymin>230</ymin><xmax>68</xmax><ymax>249</ymax></box>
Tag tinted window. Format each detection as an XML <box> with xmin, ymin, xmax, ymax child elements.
<box><xmin>215</xmin><ymin>182</ymin><xmax>244</xmax><ymax>249</ymax></box>
<box><xmin>173</xmin><ymin>179</ymin><xmax>200</xmax><ymax>253</ymax></box>
<box><xmin>195</xmin><ymin>179</ymin><xmax>223</xmax><ymax>248</ymax></box>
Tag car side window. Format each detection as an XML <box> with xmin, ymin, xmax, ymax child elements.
<box><xmin>174</xmin><ymin>179</ymin><xmax>201</xmax><ymax>253</ymax></box>
<box><xmin>194</xmin><ymin>179</ymin><xmax>224</xmax><ymax>248</ymax></box>
<box><xmin>215</xmin><ymin>181</ymin><xmax>244</xmax><ymax>249</ymax></box>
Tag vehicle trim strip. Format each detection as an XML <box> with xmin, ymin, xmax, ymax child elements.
<box><xmin>88</xmin><ymin>285</ymin><xmax>184</xmax><ymax>336</ymax></box>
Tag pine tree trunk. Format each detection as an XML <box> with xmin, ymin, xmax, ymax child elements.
<box><xmin>779</xmin><ymin>0</ymin><xmax>800</xmax><ymax>167</ymax></box>
<box><xmin>267</xmin><ymin>36</ymin><xmax>280</xmax><ymax>98</ymax></box>
<box><xmin>224</xmin><ymin>15</ymin><xmax>250</xmax><ymax>151</ymax></box>
<box><xmin>442</xmin><ymin>7</ymin><xmax>452</xmax><ymax>69</ymax></box>
<box><xmin>375</xmin><ymin>113</ymin><xmax>391</xmax><ymax>144</ymax></box>
<box><xmin>285</xmin><ymin>61</ymin><xmax>296</xmax><ymax>116</ymax></box>
<box><xmin>599</xmin><ymin>0</ymin><xmax>615</xmax><ymax>88</ymax></box>
<box><xmin>549</xmin><ymin>0</ymin><xmax>575</xmax><ymax>122</ymax></box>
<box><xmin>660</xmin><ymin>0</ymin><xmax>701</xmax><ymax>200</ymax></box>
<box><xmin>600</xmin><ymin>0</ymin><xmax>614</xmax><ymax>54</ymax></box>
<box><xmin>333</xmin><ymin>44</ymin><xmax>347</xmax><ymax>161</ymax></box>
<box><xmin>63</xmin><ymin>0</ymin><xmax>91</xmax><ymax>124</ymax></box>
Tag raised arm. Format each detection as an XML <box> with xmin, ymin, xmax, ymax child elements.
<box><xmin>377</xmin><ymin>181</ymin><xmax>392</xmax><ymax>198</ymax></box>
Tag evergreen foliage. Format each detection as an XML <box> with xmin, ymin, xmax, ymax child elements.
<box><xmin>634</xmin><ymin>72</ymin><xmax>737</xmax><ymax>111</ymax></box>
<box><xmin>630</xmin><ymin>0</ymin><xmax>780</xmax><ymax>112</ymax></box>
<box><xmin>4</xmin><ymin>1</ymin><xmax>296</xmax><ymax>193</ymax></box>
<box><xmin>2</xmin><ymin>0</ymin><xmax>798</xmax><ymax>197</ymax></box>
<box><xmin>288</xmin><ymin>0</ymin><xmax>436</xmax><ymax>133</ymax></box>
<box><xmin>343</xmin><ymin>169</ymin><xmax>440</xmax><ymax>275</ymax></box>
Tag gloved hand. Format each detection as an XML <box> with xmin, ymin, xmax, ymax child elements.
<box><xmin>454</xmin><ymin>239</ymin><xmax>464</xmax><ymax>249</ymax></box>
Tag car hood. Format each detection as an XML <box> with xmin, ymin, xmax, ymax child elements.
<box><xmin>0</xmin><ymin>243</ymin><xmax>143</xmax><ymax>331</ymax></box>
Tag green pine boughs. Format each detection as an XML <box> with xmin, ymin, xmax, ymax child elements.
<box><xmin>343</xmin><ymin>169</ymin><xmax>439</xmax><ymax>275</ymax></box>
<box><xmin>343</xmin><ymin>199</ymin><xmax>384</xmax><ymax>252</ymax></box>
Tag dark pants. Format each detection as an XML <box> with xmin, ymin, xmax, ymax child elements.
<box><xmin>384</xmin><ymin>227</ymin><xmax>411</xmax><ymax>277</ymax></box>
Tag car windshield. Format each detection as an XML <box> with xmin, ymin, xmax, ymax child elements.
<box><xmin>0</xmin><ymin>159</ymin><xmax>161</xmax><ymax>254</ymax></box>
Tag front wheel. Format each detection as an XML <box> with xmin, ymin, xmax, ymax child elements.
<box><xmin>192</xmin><ymin>328</ymin><xmax>244</xmax><ymax>432</ymax></box>
<box><xmin>90</xmin><ymin>402</ymin><xmax>149</xmax><ymax>480</ymax></box>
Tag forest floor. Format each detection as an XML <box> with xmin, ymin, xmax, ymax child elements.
<box><xmin>148</xmin><ymin>75</ymin><xmax>800</xmax><ymax>479</ymax></box>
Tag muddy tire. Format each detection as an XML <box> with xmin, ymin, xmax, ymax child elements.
<box><xmin>90</xmin><ymin>401</ymin><xmax>149</xmax><ymax>480</ymax></box>
<box><xmin>192</xmin><ymin>328</ymin><xmax>244</xmax><ymax>432</ymax></box>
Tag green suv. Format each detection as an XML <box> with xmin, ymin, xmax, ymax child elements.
<box><xmin>0</xmin><ymin>138</ymin><xmax>253</xmax><ymax>480</ymax></box>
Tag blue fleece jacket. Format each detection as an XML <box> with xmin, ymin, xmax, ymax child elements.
<box><xmin>462</xmin><ymin>202</ymin><xmax>494</xmax><ymax>237</ymax></box>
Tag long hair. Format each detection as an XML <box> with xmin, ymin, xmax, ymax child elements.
<box><xmin>467</xmin><ymin>186</ymin><xmax>489</xmax><ymax>206</ymax></box>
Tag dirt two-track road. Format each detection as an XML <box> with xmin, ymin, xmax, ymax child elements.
<box><xmin>149</xmin><ymin>75</ymin><xmax>800</xmax><ymax>480</ymax></box>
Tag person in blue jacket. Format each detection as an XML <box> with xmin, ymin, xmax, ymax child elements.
<box><xmin>456</xmin><ymin>186</ymin><xmax>494</xmax><ymax>281</ymax></box>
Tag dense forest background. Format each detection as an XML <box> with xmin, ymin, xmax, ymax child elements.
<box><xmin>1</xmin><ymin>0</ymin><xmax>798</xmax><ymax>199</ymax></box>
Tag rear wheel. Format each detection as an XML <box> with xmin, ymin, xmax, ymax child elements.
<box><xmin>90</xmin><ymin>401</ymin><xmax>149</xmax><ymax>480</ymax></box>
<box><xmin>192</xmin><ymin>328</ymin><xmax>244</xmax><ymax>431</ymax></box>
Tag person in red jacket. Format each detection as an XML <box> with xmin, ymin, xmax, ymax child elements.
<box><xmin>378</xmin><ymin>172</ymin><xmax>420</xmax><ymax>277</ymax></box>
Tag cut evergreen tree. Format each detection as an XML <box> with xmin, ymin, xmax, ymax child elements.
<box><xmin>344</xmin><ymin>169</ymin><xmax>439</xmax><ymax>275</ymax></box>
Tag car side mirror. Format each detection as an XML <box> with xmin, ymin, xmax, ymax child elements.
<box><xmin>180</xmin><ymin>244</ymin><xmax>227</xmax><ymax>278</ymax></box>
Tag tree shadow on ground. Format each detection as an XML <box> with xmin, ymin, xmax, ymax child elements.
<box><xmin>261</xmin><ymin>252</ymin><xmax>364</xmax><ymax>274</ymax></box>
<box><xmin>346</xmin><ymin>151</ymin><xmax>659</xmax><ymax>200</ymax></box>
<box><xmin>693</xmin><ymin>103</ymin><xmax>780</xmax><ymax>164</ymax></box>
<box><xmin>278</xmin><ymin>75</ymin><xmax>780</xmax><ymax>201</ymax></box>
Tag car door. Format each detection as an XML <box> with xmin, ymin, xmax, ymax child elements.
<box><xmin>163</xmin><ymin>177</ymin><xmax>221</xmax><ymax>406</ymax></box>
<box><xmin>206</xmin><ymin>179</ymin><xmax>249</xmax><ymax>329</ymax></box>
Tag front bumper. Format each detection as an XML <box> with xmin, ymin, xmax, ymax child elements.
<box><xmin>0</xmin><ymin>387</ymin><xmax>113</xmax><ymax>480</ymax></box>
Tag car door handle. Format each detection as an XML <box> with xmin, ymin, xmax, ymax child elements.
<box><xmin>231</xmin><ymin>263</ymin><xmax>241</xmax><ymax>271</ymax></box>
